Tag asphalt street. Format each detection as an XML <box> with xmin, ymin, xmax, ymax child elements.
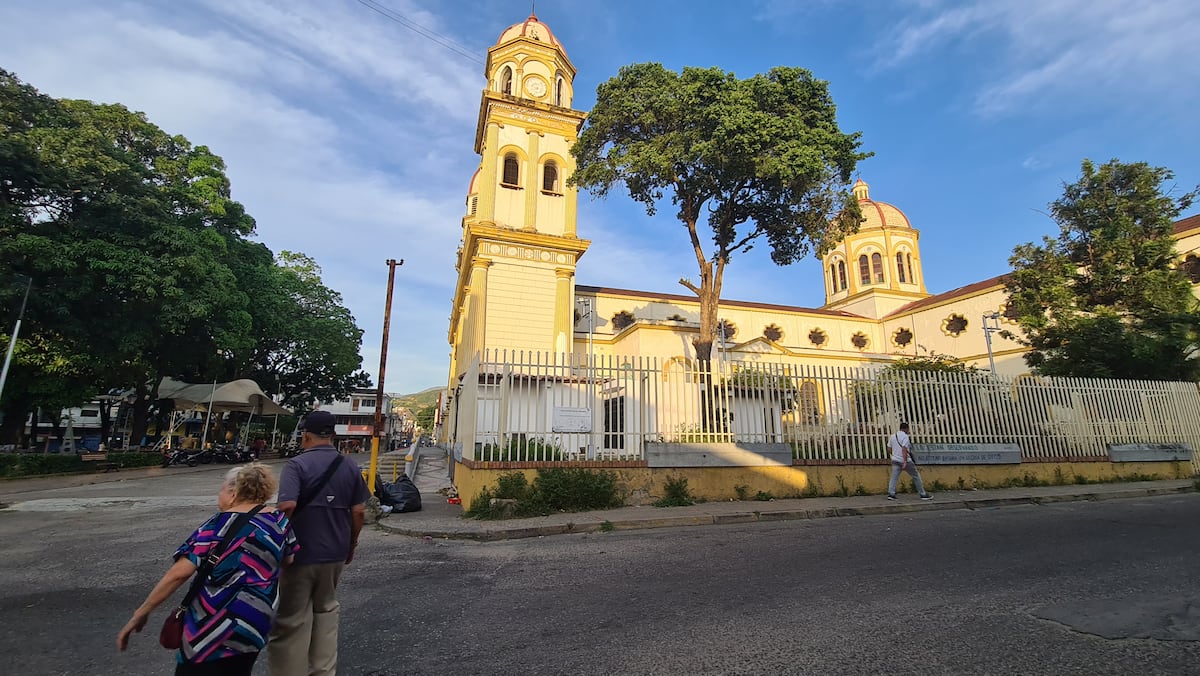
<box><xmin>1</xmin><ymin>464</ymin><xmax>1198</xmax><ymax>675</ymax></box>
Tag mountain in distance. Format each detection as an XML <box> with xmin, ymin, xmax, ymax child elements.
<box><xmin>389</xmin><ymin>386</ymin><xmax>441</xmax><ymax>411</ymax></box>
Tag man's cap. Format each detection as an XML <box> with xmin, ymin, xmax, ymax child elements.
<box><xmin>300</xmin><ymin>410</ymin><xmax>337</xmax><ymax>435</ymax></box>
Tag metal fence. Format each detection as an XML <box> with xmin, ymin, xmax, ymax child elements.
<box><xmin>444</xmin><ymin>350</ymin><xmax>1200</xmax><ymax>471</ymax></box>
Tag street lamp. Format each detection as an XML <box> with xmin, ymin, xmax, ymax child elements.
<box><xmin>982</xmin><ymin>312</ymin><xmax>1002</xmax><ymax>379</ymax></box>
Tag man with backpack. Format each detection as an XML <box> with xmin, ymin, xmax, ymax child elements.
<box><xmin>269</xmin><ymin>410</ymin><xmax>370</xmax><ymax>676</ymax></box>
<box><xmin>887</xmin><ymin>422</ymin><xmax>933</xmax><ymax>501</ymax></box>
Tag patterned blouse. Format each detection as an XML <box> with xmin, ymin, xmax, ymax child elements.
<box><xmin>173</xmin><ymin>510</ymin><xmax>298</xmax><ymax>663</ymax></box>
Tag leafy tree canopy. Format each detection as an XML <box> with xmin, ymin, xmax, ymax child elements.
<box><xmin>1003</xmin><ymin>159</ymin><xmax>1200</xmax><ymax>380</ymax></box>
<box><xmin>0</xmin><ymin>70</ymin><xmax>367</xmax><ymax>443</ymax></box>
<box><xmin>570</xmin><ymin>63</ymin><xmax>870</xmax><ymax>364</ymax></box>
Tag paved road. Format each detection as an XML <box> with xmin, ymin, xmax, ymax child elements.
<box><xmin>1</xmin><ymin>466</ymin><xmax>1198</xmax><ymax>675</ymax></box>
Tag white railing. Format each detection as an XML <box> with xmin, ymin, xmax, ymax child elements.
<box><xmin>447</xmin><ymin>350</ymin><xmax>1200</xmax><ymax>472</ymax></box>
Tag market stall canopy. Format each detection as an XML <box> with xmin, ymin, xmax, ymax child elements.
<box><xmin>153</xmin><ymin>378</ymin><xmax>291</xmax><ymax>415</ymax></box>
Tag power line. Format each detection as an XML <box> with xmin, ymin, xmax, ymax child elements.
<box><xmin>353</xmin><ymin>0</ymin><xmax>484</xmax><ymax>65</ymax></box>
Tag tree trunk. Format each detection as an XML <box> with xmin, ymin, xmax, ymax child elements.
<box><xmin>30</xmin><ymin>407</ymin><xmax>41</xmax><ymax>452</ymax></box>
<box><xmin>99</xmin><ymin>402</ymin><xmax>112</xmax><ymax>447</ymax></box>
<box><xmin>0</xmin><ymin>402</ymin><xmax>28</xmax><ymax>446</ymax></box>
<box><xmin>130</xmin><ymin>382</ymin><xmax>151</xmax><ymax>447</ymax></box>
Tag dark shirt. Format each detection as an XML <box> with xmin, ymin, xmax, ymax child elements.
<box><xmin>277</xmin><ymin>445</ymin><xmax>370</xmax><ymax>565</ymax></box>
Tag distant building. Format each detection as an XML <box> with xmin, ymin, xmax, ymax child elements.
<box><xmin>314</xmin><ymin>388</ymin><xmax>396</xmax><ymax>452</ymax></box>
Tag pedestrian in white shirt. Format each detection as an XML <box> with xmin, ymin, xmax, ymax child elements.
<box><xmin>887</xmin><ymin>422</ymin><xmax>933</xmax><ymax>501</ymax></box>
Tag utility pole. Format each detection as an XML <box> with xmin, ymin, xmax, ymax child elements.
<box><xmin>369</xmin><ymin>258</ymin><xmax>403</xmax><ymax>492</ymax></box>
<box><xmin>0</xmin><ymin>276</ymin><xmax>33</xmax><ymax>404</ymax></box>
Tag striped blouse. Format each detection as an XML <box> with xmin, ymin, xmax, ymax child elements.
<box><xmin>173</xmin><ymin>509</ymin><xmax>298</xmax><ymax>663</ymax></box>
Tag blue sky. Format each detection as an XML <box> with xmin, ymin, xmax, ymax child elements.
<box><xmin>2</xmin><ymin>0</ymin><xmax>1198</xmax><ymax>394</ymax></box>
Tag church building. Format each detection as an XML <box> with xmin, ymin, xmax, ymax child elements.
<box><xmin>437</xmin><ymin>14</ymin><xmax>1200</xmax><ymax>506</ymax></box>
<box><xmin>447</xmin><ymin>14</ymin><xmax>1200</xmax><ymax>391</ymax></box>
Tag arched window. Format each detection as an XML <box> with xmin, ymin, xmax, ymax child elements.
<box><xmin>858</xmin><ymin>255</ymin><xmax>870</xmax><ymax>285</ymax></box>
<box><xmin>896</xmin><ymin>252</ymin><xmax>907</xmax><ymax>283</ymax></box>
<box><xmin>871</xmin><ymin>252</ymin><xmax>884</xmax><ymax>283</ymax></box>
<box><xmin>829</xmin><ymin>264</ymin><xmax>838</xmax><ymax>292</ymax></box>
<box><xmin>499</xmin><ymin>66</ymin><xmax>513</xmax><ymax>95</ymax></box>
<box><xmin>542</xmin><ymin>161</ymin><xmax>559</xmax><ymax>192</ymax></box>
<box><xmin>907</xmin><ymin>253</ymin><xmax>914</xmax><ymax>282</ymax></box>
<box><xmin>502</xmin><ymin>153</ymin><xmax>519</xmax><ymax>187</ymax></box>
<box><xmin>837</xmin><ymin>261</ymin><xmax>847</xmax><ymax>290</ymax></box>
<box><xmin>555</xmin><ymin>76</ymin><xmax>564</xmax><ymax>106</ymax></box>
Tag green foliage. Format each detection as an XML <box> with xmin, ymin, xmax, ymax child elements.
<box><xmin>478</xmin><ymin>435</ymin><xmax>565</xmax><ymax>462</ymax></box>
<box><xmin>0</xmin><ymin>454</ymin><xmax>82</xmax><ymax>478</ymax></box>
<box><xmin>0</xmin><ymin>70</ymin><xmax>367</xmax><ymax>442</ymax></box>
<box><xmin>754</xmin><ymin>490</ymin><xmax>775</xmax><ymax>501</ymax></box>
<box><xmin>733</xmin><ymin>484</ymin><xmax>750</xmax><ymax>500</ymax></box>
<box><xmin>654</xmin><ymin>476</ymin><xmax>696</xmax><ymax>507</ymax></box>
<box><xmin>600</xmin><ymin>520</ymin><xmax>615</xmax><ymax>532</ymax></box>
<box><xmin>851</xmin><ymin>349</ymin><xmax>986</xmax><ymax>426</ymax></box>
<box><xmin>853</xmin><ymin>484</ymin><xmax>869</xmax><ymax>496</ymax></box>
<box><xmin>571</xmin><ymin>62</ymin><xmax>870</xmax><ymax>363</ymax></box>
<box><xmin>1003</xmin><ymin>159</ymin><xmax>1200</xmax><ymax>380</ymax></box>
<box><xmin>723</xmin><ymin>365</ymin><xmax>799</xmax><ymax>412</ymax></box>
<box><xmin>465</xmin><ymin>469</ymin><xmax>624</xmax><ymax>519</ymax></box>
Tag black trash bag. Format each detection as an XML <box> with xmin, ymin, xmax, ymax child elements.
<box><xmin>375</xmin><ymin>474</ymin><xmax>422</xmax><ymax>513</ymax></box>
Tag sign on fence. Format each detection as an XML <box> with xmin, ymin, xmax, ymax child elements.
<box><xmin>552</xmin><ymin>407</ymin><xmax>592</xmax><ymax>433</ymax></box>
<box><xmin>912</xmin><ymin>443</ymin><xmax>1022</xmax><ymax>464</ymax></box>
<box><xmin>1108</xmin><ymin>443</ymin><xmax>1193</xmax><ymax>463</ymax></box>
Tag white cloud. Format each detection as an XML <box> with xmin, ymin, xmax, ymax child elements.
<box><xmin>874</xmin><ymin>0</ymin><xmax>1200</xmax><ymax>116</ymax></box>
<box><xmin>0</xmin><ymin>0</ymin><xmax>482</xmax><ymax>392</ymax></box>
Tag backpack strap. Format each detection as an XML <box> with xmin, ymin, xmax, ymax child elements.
<box><xmin>296</xmin><ymin>454</ymin><xmax>345</xmax><ymax>510</ymax></box>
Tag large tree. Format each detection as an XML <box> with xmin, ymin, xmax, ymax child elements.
<box><xmin>1004</xmin><ymin>159</ymin><xmax>1200</xmax><ymax>380</ymax></box>
<box><xmin>570</xmin><ymin>63</ymin><xmax>869</xmax><ymax>367</ymax></box>
<box><xmin>239</xmin><ymin>251</ymin><xmax>371</xmax><ymax>411</ymax></box>
<box><xmin>0</xmin><ymin>70</ymin><xmax>368</xmax><ymax>444</ymax></box>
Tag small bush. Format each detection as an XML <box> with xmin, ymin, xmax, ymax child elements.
<box><xmin>494</xmin><ymin>471</ymin><xmax>532</xmax><ymax>500</ymax></box>
<box><xmin>466</xmin><ymin>469</ymin><xmax>622</xmax><ymax>519</ymax></box>
<box><xmin>600</xmin><ymin>520</ymin><xmax>615</xmax><ymax>532</ymax></box>
<box><xmin>1052</xmin><ymin>467</ymin><xmax>1068</xmax><ymax>486</ymax></box>
<box><xmin>0</xmin><ymin>454</ymin><xmax>84</xmax><ymax>478</ymax></box>
<box><xmin>854</xmin><ymin>484</ymin><xmax>869</xmax><ymax>496</ymax></box>
<box><xmin>754</xmin><ymin>491</ymin><xmax>774</xmax><ymax>501</ymax></box>
<box><xmin>654</xmin><ymin>476</ymin><xmax>695</xmax><ymax>507</ymax></box>
<box><xmin>532</xmin><ymin>468</ymin><xmax>623</xmax><ymax>512</ymax></box>
<box><xmin>1074</xmin><ymin>474</ymin><xmax>1090</xmax><ymax>485</ymax></box>
<box><xmin>109</xmin><ymin>452</ymin><xmax>161</xmax><ymax>468</ymax></box>
<box><xmin>478</xmin><ymin>435</ymin><xmax>565</xmax><ymax>462</ymax></box>
<box><xmin>733</xmin><ymin>484</ymin><xmax>750</xmax><ymax>501</ymax></box>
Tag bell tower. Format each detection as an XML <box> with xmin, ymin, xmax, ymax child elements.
<box><xmin>447</xmin><ymin>14</ymin><xmax>590</xmax><ymax>382</ymax></box>
<box><xmin>821</xmin><ymin>179</ymin><xmax>929</xmax><ymax>319</ymax></box>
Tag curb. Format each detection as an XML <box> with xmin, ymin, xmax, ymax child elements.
<box><xmin>375</xmin><ymin>483</ymin><xmax>1196</xmax><ymax>542</ymax></box>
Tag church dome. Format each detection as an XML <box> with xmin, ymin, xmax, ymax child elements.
<box><xmin>495</xmin><ymin>14</ymin><xmax>566</xmax><ymax>55</ymax></box>
<box><xmin>853</xmin><ymin>179</ymin><xmax>911</xmax><ymax>230</ymax></box>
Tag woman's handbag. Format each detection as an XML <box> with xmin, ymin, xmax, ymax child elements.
<box><xmin>159</xmin><ymin>505</ymin><xmax>264</xmax><ymax>649</ymax></box>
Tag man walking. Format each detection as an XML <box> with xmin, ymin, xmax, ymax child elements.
<box><xmin>887</xmin><ymin>422</ymin><xmax>933</xmax><ymax>501</ymax></box>
<box><xmin>269</xmin><ymin>410</ymin><xmax>370</xmax><ymax>676</ymax></box>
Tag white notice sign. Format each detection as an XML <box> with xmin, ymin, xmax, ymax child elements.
<box><xmin>552</xmin><ymin>407</ymin><xmax>592</xmax><ymax>433</ymax></box>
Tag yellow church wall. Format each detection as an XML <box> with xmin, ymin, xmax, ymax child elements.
<box><xmin>454</xmin><ymin>460</ymin><xmax>1182</xmax><ymax>510</ymax></box>
<box><xmin>484</xmin><ymin>262</ymin><xmax>560</xmax><ymax>352</ymax></box>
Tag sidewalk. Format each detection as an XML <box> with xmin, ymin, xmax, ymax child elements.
<box><xmin>376</xmin><ymin>447</ymin><xmax>1198</xmax><ymax>541</ymax></box>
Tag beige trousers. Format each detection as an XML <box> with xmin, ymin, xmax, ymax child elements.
<box><xmin>268</xmin><ymin>562</ymin><xmax>344</xmax><ymax>676</ymax></box>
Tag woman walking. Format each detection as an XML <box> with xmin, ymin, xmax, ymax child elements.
<box><xmin>117</xmin><ymin>463</ymin><xmax>297</xmax><ymax>675</ymax></box>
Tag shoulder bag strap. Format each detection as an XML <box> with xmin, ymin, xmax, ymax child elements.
<box><xmin>177</xmin><ymin>504</ymin><xmax>265</xmax><ymax>610</ymax></box>
<box><xmin>296</xmin><ymin>454</ymin><xmax>345</xmax><ymax>511</ymax></box>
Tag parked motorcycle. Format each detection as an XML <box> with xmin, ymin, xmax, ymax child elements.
<box><xmin>161</xmin><ymin>448</ymin><xmax>200</xmax><ymax>468</ymax></box>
